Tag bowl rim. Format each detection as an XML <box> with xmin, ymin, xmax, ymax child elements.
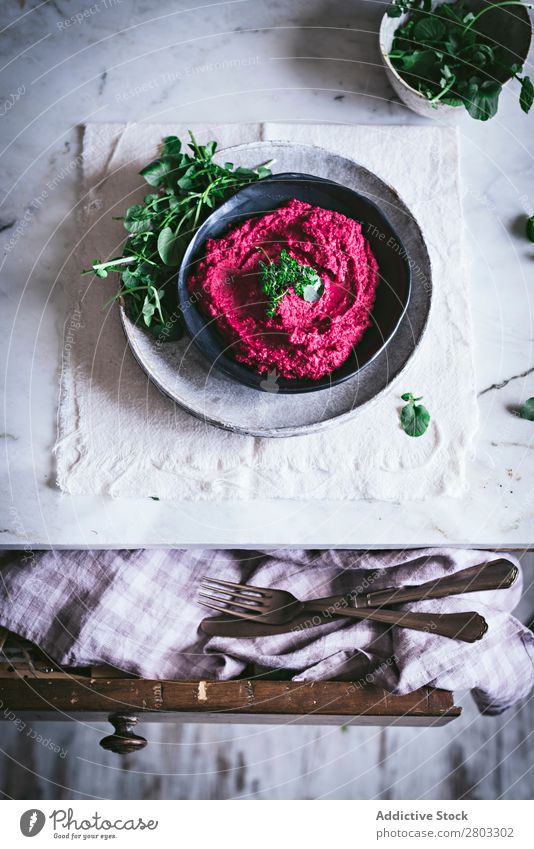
<box><xmin>379</xmin><ymin>5</ymin><xmax>461</xmax><ymax>110</ymax></box>
<box><xmin>378</xmin><ymin>1</ymin><xmax>533</xmax><ymax>110</ymax></box>
<box><xmin>177</xmin><ymin>171</ymin><xmax>413</xmax><ymax>394</ymax></box>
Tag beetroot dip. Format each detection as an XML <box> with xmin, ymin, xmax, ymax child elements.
<box><xmin>187</xmin><ymin>198</ymin><xmax>379</xmax><ymax>381</ymax></box>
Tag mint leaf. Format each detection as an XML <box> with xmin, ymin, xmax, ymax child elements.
<box><xmin>527</xmin><ymin>215</ymin><xmax>534</xmax><ymax>243</ymax></box>
<box><xmin>400</xmin><ymin>392</ymin><xmax>431</xmax><ymax>437</ymax></box>
<box><xmin>518</xmin><ymin>398</ymin><xmax>534</xmax><ymax>421</ymax></box>
<box><xmin>301</xmin><ymin>281</ymin><xmax>324</xmax><ymax>302</ymax></box>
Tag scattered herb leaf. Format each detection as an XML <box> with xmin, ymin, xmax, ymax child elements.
<box><xmin>400</xmin><ymin>392</ymin><xmax>431</xmax><ymax>437</ymax></box>
<box><xmin>258</xmin><ymin>248</ymin><xmax>324</xmax><ymax>317</ymax></box>
<box><xmin>518</xmin><ymin>397</ymin><xmax>534</xmax><ymax>421</ymax></box>
<box><xmin>527</xmin><ymin>215</ymin><xmax>534</xmax><ymax>243</ymax></box>
<box><xmin>82</xmin><ymin>133</ymin><xmax>273</xmax><ymax>338</ymax></box>
<box><xmin>519</xmin><ymin>75</ymin><xmax>534</xmax><ymax>113</ymax></box>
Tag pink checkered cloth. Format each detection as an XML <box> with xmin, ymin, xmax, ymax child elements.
<box><xmin>0</xmin><ymin>548</ymin><xmax>532</xmax><ymax>714</ymax></box>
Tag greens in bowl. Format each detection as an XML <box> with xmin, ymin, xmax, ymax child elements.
<box><xmin>386</xmin><ymin>0</ymin><xmax>533</xmax><ymax>119</ymax></box>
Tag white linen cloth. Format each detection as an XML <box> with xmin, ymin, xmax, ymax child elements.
<box><xmin>55</xmin><ymin>122</ymin><xmax>477</xmax><ymax>500</ymax></box>
<box><xmin>0</xmin><ymin>548</ymin><xmax>532</xmax><ymax>714</ymax></box>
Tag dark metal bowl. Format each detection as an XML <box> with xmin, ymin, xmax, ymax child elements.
<box><xmin>177</xmin><ymin>172</ymin><xmax>412</xmax><ymax>394</ymax></box>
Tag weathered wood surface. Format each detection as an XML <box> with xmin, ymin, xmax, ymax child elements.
<box><xmin>0</xmin><ymin>679</ymin><xmax>459</xmax><ymax>722</ymax></box>
<box><xmin>0</xmin><ymin>695</ymin><xmax>531</xmax><ymax>800</ymax></box>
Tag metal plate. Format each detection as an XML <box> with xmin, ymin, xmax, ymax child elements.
<box><xmin>121</xmin><ymin>141</ymin><xmax>432</xmax><ymax>438</ymax></box>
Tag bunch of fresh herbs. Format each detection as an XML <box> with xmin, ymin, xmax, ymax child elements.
<box><xmin>387</xmin><ymin>0</ymin><xmax>533</xmax><ymax>120</ymax></box>
<box><xmin>82</xmin><ymin>133</ymin><xmax>273</xmax><ymax>337</ymax></box>
<box><xmin>257</xmin><ymin>248</ymin><xmax>324</xmax><ymax>317</ymax></box>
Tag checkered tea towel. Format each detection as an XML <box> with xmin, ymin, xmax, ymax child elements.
<box><xmin>0</xmin><ymin>548</ymin><xmax>532</xmax><ymax>714</ymax></box>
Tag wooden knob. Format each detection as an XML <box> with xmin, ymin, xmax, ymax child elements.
<box><xmin>100</xmin><ymin>712</ymin><xmax>147</xmax><ymax>755</ymax></box>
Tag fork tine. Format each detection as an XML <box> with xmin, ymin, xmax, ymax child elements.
<box><xmin>199</xmin><ymin>584</ymin><xmax>264</xmax><ymax>603</ymax></box>
<box><xmin>201</xmin><ymin>576</ymin><xmax>268</xmax><ymax>595</ymax></box>
<box><xmin>198</xmin><ymin>591</ymin><xmax>264</xmax><ymax>613</ymax></box>
<box><xmin>198</xmin><ymin>600</ymin><xmax>253</xmax><ymax>621</ymax></box>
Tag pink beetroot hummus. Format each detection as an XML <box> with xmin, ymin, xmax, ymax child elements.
<box><xmin>187</xmin><ymin>198</ymin><xmax>379</xmax><ymax>381</ymax></box>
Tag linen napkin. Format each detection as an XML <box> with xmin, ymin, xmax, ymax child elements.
<box><xmin>55</xmin><ymin>121</ymin><xmax>477</xmax><ymax>501</ymax></box>
<box><xmin>1</xmin><ymin>548</ymin><xmax>532</xmax><ymax>714</ymax></box>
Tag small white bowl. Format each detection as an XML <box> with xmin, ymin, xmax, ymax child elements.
<box><xmin>379</xmin><ymin>1</ymin><xmax>532</xmax><ymax>120</ymax></box>
<box><xmin>379</xmin><ymin>5</ymin><xmax>460</xmax><ymax>119</ymax></box>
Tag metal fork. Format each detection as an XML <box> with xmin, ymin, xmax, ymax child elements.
<box><xmin>198</xmin><ymin>577</ymin><xmax>488</xmax><ymax>642</ymax></box>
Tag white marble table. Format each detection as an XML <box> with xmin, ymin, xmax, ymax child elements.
<box><xmin>1</xmin><ymin>0</ymin><xmax>533</xmax><ymax>548</ymax></box>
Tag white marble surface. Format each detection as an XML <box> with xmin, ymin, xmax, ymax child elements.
<box><xmin>1</xmin><ymin>0</ymin><xmax>533</xmax><ymax>547</ymax></box>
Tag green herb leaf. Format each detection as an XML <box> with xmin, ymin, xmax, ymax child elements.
<box><xmin>527</xmin><ymin>215</ymin><xmax>534</xmax><ymax>243</ymax></box>
<box><xmin>139</xmin><ymin>159</ymin><xmax>170</xmax><ymax>187</ymax></box>
<box><xmin>123</xmin><ymin>204</ymin><xmax>153</xmax><ymax>234</ymax></box>
<box><xmin>400</xmin><ymin>392</ymin><xmax>431</xmax><ymax>437</ymax></box>
<box><xmin>142</xmin><ymin>294</ymin><xmax>156</xmax><ymax>326</ymax></box>
<box><xmin>519</xmin><ymin>76</ymin><xmax>534</xmax><ymax>114</ymax></box>
<box><xmin>465</xmin><ymin>80</ymin><xmax>501</xmax><ymax>121</ymax></box>
<box><xmin>157</xmin><ymin>226</ymin><xmax>183</xmax><ymax>266</ymax></box>
<box><xmin>162</xmin><ymin>135</ymin><xmax>182</xmax><ymax>157</ymax></box>
<box><xmin>121</xmin><ymin>269</ymin><xmax>138</xmax><ymax>288</ymax></box>
<box><xmin>256</xmin><ymin>165</ymin><xmax>273</xmax><ymax>179</ymax></box>
<box><xmin>413</xmin><ymin>17</ymin><xmax>446</xmax><ymax>42</ymax></box>
<box><xmin>397</xmin><ymin>48</ymin><xmax>437</xmax><ymax>74</ymax></box>
<box><xmin>518</xmin><ymin>397</ymin><xmax>534</xmax><ymax>421</ymax></box>
<box><xmin>91</xmin><ymin>259</ymin><xmax>108</xmax><ymax>278</ymax></box>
